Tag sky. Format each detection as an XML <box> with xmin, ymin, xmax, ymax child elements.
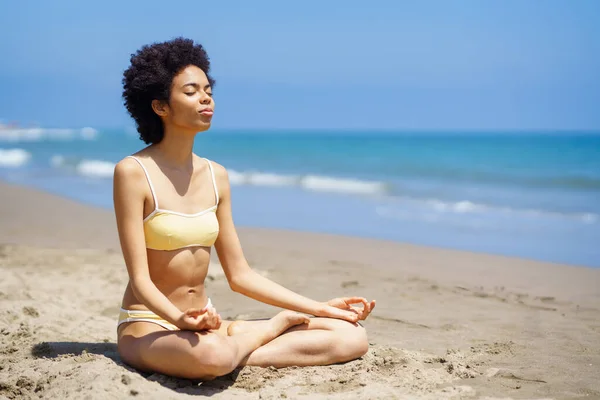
<box><xmin>0</xmin><ymin>0</ymin><xmax>599</xmax><ymax>131</ymax></box>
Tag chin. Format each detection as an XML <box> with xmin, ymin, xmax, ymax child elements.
<box><xmin>197</xmin><ymin>123</ymin><xmax>211</xmax><ymax>132</ymax></box>
<box><xmin>191</xmin><ymin>121</ymin><xmax>211</xmax><ymax>133</ymax></box>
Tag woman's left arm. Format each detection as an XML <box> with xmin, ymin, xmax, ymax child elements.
<box><xmin>212</xmin><ymin>164</ymin><xmax>374</xmax><ymax>322</ymax></box>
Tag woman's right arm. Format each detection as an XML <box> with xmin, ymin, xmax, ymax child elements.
<box><xmin>112</xmin><ymin>158</ymin><xmax>186</xmax><ymax>325</ymax></box>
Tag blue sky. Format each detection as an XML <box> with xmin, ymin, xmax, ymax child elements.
<box><xmin>1</xmin><ymin>1</ymin><xmax>599</xmax><ymax>130</ymax></box>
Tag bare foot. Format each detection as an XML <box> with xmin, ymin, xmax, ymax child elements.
<box><xmin>227</xmin><ymin>311</ymin><xmax>309</xmax><ymax>338</ymax></box>
<box><xmin>268</xmin><ymin>310</ymin><xmax>310</xmax><ymax>338</ymax></box>
<box><xmin>227</xmin><ymin>320</ymin><xmax>251</xmax><ymax>336</ymax></box>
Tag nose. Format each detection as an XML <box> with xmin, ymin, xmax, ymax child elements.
<box><xmin>200</xmin><ymin>91</ymin><xmax>211</xmax><ymax>104</ymax></box>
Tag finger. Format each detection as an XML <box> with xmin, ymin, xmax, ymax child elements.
<box><xmin>209</xmin><ymin>310</ymin><xmax>220</xmax><ymax>325</ymax></box>
<box><xmin>360</xmin><ymin>306</ymin><xmax>370</xmax><ymax>320</ymax></box>
<box><xmin>344</xmin><ymin>297</ymin><xmax>369</xmax><ymax>312</ymax></box>
<box><xmin>360</xmin><ymin>300</ymin><xmax>376</xmax><ymax>320</ymax></box>
<box><xmin>328</xmin><ymin>306</ymin><xmax>356</xmax><ymax>322</ymax></box>
<box><xmin>349</xmin><ymin>305</ymin><xmax>364</xmax><ymax>315</ymax></box>
<box><xmin>210</xmin><ymin>314</ymin><xmax>221</xmax><ymax>330</ymax></box>
<box><xmin>349</xmin><ymin>297</ymin><xmax>370</xmax><ymax>314</ymax></box>
<box><xmin>358</xmin><ymin>300</ymin><xmax>370</xmax><ymax>315</ymax></box>
<box><xmin>364</xmin><ymin>299</ymin><xmax>372</xmax><ymax>313</ymax></box>
<box><xmin>201</xmin><ymin>314</ymin><xmax>216</xmax><ymax>330</ymax></box>
<box><xmin>348</xmin><ymin>306</ymin><xmax>361</xmax><ymax>315</ymax></box>
<box><xmin>341</xmin><ymin>297</ymin><xmax>367</xmax><ymax>305</ymax></box>
<box><xmin>339</xmin><ymin>309</ymin><xmax>359</xmax><ymax>323</ymax></box>
<box><xmin>349</xmin><ymin>305</ymin><xmax>367</xmax><ymax>320</ymax></box>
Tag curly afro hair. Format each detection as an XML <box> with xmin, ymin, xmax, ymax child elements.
<box><xmin>122</xmin><ymin>37</ymin><xmax>216</xmax><ymax>144</ymax></box>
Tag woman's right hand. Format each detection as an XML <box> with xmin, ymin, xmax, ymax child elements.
<box><xmin>176</xmin><ymin>306</ymin><xmax>222</xmax><ymax>331</ymax></box>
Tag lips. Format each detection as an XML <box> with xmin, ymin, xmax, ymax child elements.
<box><xmin>199</xmin><ymin>108</ymin><xmax>213</xmax><ymax>116</ymax></box>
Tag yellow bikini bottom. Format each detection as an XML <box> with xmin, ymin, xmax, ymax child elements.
<box><xmin>117</xmin><ymin>298</ymin><xmax>214</xmax><ymax>331</ymax></box>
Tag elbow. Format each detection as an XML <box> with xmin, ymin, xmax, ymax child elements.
<box><xmin>228</xmin><ymin>271</ymin><xmax>251</xmax><ymax>294</ymax></box>
<box><xmin>228</xmin><ymin>277</ymin><xmax>243</xmax><ymax>293</ymax></box>
<box><xmin>130</xmin><ymin>275</ymin><xmax>151</xmax><ymax>298</ymax></box>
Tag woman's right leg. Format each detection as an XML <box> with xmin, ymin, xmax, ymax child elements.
<box><xmin>118</xmin><ymin>310</ymin><xmax>308</xmax><ymax>380</ymax></box>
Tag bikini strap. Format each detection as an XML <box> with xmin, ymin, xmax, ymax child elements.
<box><xmin>126</xmin><ymin>156</ymin><xmax>159</xmax><ymax>210</ymax></box>
<box><xmin>203</xmin><ymin>158</ymin><xmax>219</xmax><ymax>205</ymax></box>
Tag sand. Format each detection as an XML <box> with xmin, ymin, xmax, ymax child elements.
<box><xmin>0</xmin><ymin>181</ymin><xmax>599</xmax><ymax>399</ymax></box>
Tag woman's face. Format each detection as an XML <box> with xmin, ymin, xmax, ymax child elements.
<box><xmin>156</xmin><ymin>65</ymin><xmax>214</xmax><ymax>133</ymax></box>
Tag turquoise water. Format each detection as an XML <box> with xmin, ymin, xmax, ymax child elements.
<box><xmin>1</xmin><ymin>128</ymin><xmax>599</xmax><ymax>267</ymax></box>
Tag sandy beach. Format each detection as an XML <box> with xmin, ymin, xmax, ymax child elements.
<box><xmin>0</xmin><ymin>180</ymin><xmax>599</xmax><ymax>400</ymax></box>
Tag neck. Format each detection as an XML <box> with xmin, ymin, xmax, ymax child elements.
<box><xmin>153</xmin><ymin>126</ymin><xmax>198</xmax><ymax>169</ymax></box>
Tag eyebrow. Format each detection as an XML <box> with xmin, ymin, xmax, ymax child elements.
<box><xmin>182</xmin><ymin>82</ymin><xmax>211</xmax><ymax>90</ymax></box>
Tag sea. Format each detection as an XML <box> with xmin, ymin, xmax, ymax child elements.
<box><xmin>1</xmin><ymin>127</ymin><xmax>599</xmax><ymax>268</ymax></box>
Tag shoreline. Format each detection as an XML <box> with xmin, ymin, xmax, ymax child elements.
<box><xmin>1</xmin><ymin>179</ymin><xmax>597</xmax><ymax>270</ymax></box>
<box><xmin>1</xmin><ymin>179</ymin><xmax>599</xmax><ymax>399</ymax></box>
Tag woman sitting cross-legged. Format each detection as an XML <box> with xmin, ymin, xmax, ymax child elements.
<box><xmin>114</xmin><ymin>37</ymin><xmax>376</xmax><ymax>380</ymax></box>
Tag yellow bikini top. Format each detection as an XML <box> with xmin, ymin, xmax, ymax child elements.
<box><xmin>127</xmin><ymin>156</ymin><xmax>220</xmax><ymax>251</ymax></box>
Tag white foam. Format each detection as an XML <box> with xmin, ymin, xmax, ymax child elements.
<box><xmin>377</xmin><ymin>197</ymin><xmax>598</xmax><ymax>225</ymax></box>
<box><xmin>227</xmin><ymin>170</ymin><xmax>297</xmax><ymax>186</ymax></box>
<box><xmin>248</xmin><ymin>172</ymin><xmax>296</xmax><ymax>186</ymax></box>
<box><xmin>227</xmin><ymin>169</ymin><xmax>248</xmax><ymax>185</ymax></box>
<box><xmin>0</xmin><ymin>127</ymin><xmax>99</xmax><ymax>142</ymax></box>
<box><xmin>227</xmin><ymin>169</ymin><xmax>387</xmax><ymax>195</ymax></box>
<box><xmin>80</xmin><ymin>127</ymin><xmax>98</xmax><ymax>140</ymax></box>
<box><xmin>76</xmin><ymin>160</ymin><xmax>115</xmax><ymax>178</ymax></box>
<box><xmin>429</xmin><ymin>199</ymin><xmax>483</xmax><ymax>213</ymax></box>
<box><xmin>0</xmin><ymin>148</ymin><xmax>31</xmax><ymax>167</ymax></box>
<box><xmin>300</xmin><ymin>175</ymin><xmax>387</xmax><ymax>195</ymax></box>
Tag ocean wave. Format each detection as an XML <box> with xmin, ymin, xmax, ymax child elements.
<box><xmin>50</xmin><ymin>159</ymin><xmax>387</xmax><ymax>196</ymax></box>
<box><xmin>228</xmin><ymin>169</ymin><xmax>387</xmax><ymax>195</ymax></box>
<box><xmin>427</xmin><ymin>199</ymin><xmax>485</xmax><ymax>214</ymax></box>
<box><xmin>0</xmin><ymin>127</ymin><xmax>98</xmax><ymax>142</ymax></box>
<box><xmin>77</xmin><ymin>160</ymin><xmax>115</xmax><ymax>178</ymax></box>
<box><xmin>0</xmin><ymin>148</ymin><xmax>31</xmax><ymax>167</ymax></box>
<box><xmin>392</xmin><ymin>165</ymin><xmax>600</xmax><ymax>191</ymax></box>
<box><xmin>51</xmin><ymin>155</ymin><xmax>115</xmax><ymax>178</ymax></box>
<box><xmin>376</xmin><ymin>198</ymin><xmax>598</xmax><ymax>225</ymax></box>
<box><xmin>228</xmin><ymin>170</ymin><xmax>297</xmax><ymax>187</ymax></box>
<box><xmin>300</xmin><ymin>175</ymin><xmax>388</xmax><ymax>195</ymax></box>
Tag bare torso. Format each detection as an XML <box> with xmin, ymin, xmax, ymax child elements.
<box><xmin>120</xmin><ymin>247</ymin><xmax>211</xmax><ymax>312</ymax></box>
<box><xmin>117</xmin><ymin>151</ymin><xmax>218</xmax><ymax>339</ymax></box>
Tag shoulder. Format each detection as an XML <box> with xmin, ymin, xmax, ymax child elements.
<box><xmin>113</xmin><ymin>156</ymin><xmax>146</xmax><ymax>185</ymax></box>
<box><xmin>199</xmin><ymin>157</ymin><xmax>229</xmax><ymax>185</ymax></box>
<box><xmin>209</xmin><ymin>160</ymin><xmax>228</xmax><ymax>180</ymax></box>
<box><xmin>200</xmin><ymin>158</ymin><xmax>233</xmax><ymax>201</ymax></box>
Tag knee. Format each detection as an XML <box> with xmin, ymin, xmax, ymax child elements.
<box><xmin>334</xmin><ymin>322</ymin><xmax>369</xmax><ymax>361</ymax></box>
<box><xmin>349</xmin><ymin>323</ymin><xmax>370</xmax><ymax>358</ymax></box>
<box><xmin>188</xmin><ymin>335</ymin><xmax>238</xmax><ymax>380</ymax></box>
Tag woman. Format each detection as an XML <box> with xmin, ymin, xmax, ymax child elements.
<box><xmin>114</xmin><ymin>37</ymin><xmax>376</xmax><ymax>380</ymax></box>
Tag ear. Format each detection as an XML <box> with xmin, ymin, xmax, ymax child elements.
<box><xmin>151</xmin><ymin>99</ymin><xmax>169</xmax><ymax>117</ymax></box>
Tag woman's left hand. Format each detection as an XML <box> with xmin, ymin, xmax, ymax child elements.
<box><xmin>317</xmin><ymin>297</ymin><xmax>376</xmax><ymax>323</ymax></box>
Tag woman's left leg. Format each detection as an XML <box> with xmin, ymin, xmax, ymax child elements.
<box><xmin>219</xmin><ymin>317</ymin><xmax>369</xmax><ymax>368</ymax></box>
